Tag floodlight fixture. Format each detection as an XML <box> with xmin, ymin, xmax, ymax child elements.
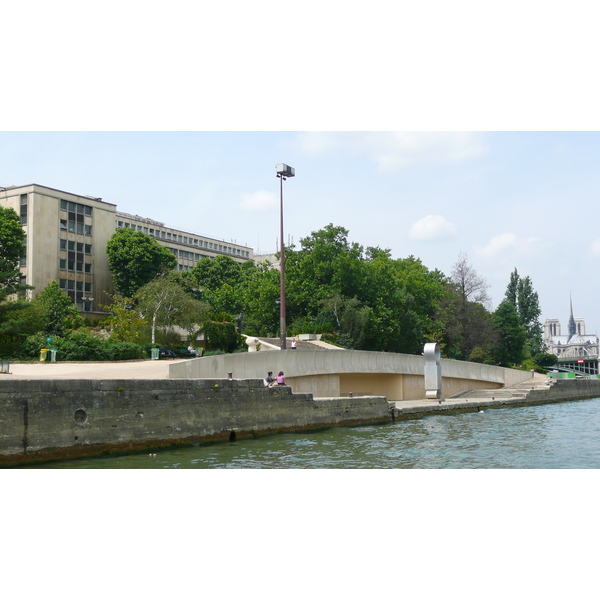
<box><xmin>276</xmin><ymin>164</ymin><xmax>295</xmax><ymax>178</ymax></box>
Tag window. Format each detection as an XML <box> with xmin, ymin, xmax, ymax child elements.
<box><xmin>67</xmin><ymin>280</ymin><xmax>75</xmax><ymax>290</ymax></box>
<box><xmin>144</xmin><ymin>227</ymin><xmax>148</xmax><ymax>234</ymax></box>
<box><xmin>84</xmin><ymin>263</ymin><xmax>91</xmax><ymax>273</ymax></box>
<box><xmin>59</xmin><ymin>279</ymin><xmax>67</xmax><ymax>289</ymax></box>
<box><xmin>60</xmin><ymin>259</ymin><xmax>67</xmax><ymax>269</ymax></box>
<box><xmin>60</xmin><ymin>200</ymin><xmax>67</xmax><ymax>210</ymax></box>
<box><xmin>85</xmin><ymin>244</ymin><xmax>92</xmax><ymax>254</ymax></box>
<box><xmin>85</xmin><ymin>282</ymin><xmax>91</xmax><ymax>293</ymax></box>
<box><xmin>167</xmin><ymin>232</ymin><xmax>172</xmax><ymax>240</ymax></box>
<box><xmin>161</xmin><ymin>231</ymin><xmax>166</xmax><ymax>238</ymax></box>
<box><xmin>20</xmin><ymin>194</ymin><xmax>28</xmax><ymax>225</ymax></box>
<box><xmin>149</xmin><ymin>228</ymin><xmax>154</xmax><ymax>236</ymax></box>
<box><xmin>60</xmin><ymin>220</ymin><xmax>67</xmax><ymax>230</ymax></box>
<box><xmin>60</xmin><ymin>239</ymin><xmax>67</xmax><ymax>250</ymax></box>
<box><xmin>76</xmin><ymin>223</ymin><xmax>83</xmax><ymax>234</ymax></box>
<box><xmin>117</xmin><ymin>221</ymin><xmax>123</xmax><ymax>227</ymax></box>
<box><xmin>85</xmin><ymin>206</ymin><xmax>92</xmax><ymax>216</ymax></box>
<box><xmin>85</xmin><ymin>225</ymin><xmax>92</xmax><ymax>235</ymax></box>
<box><xmin>178</xmin><ymin>235</ymin><xmax>182</xmax><ymax>243</ymax></box>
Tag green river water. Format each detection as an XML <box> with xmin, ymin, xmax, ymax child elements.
<box><xmin>31</xmin><ymin>396</ymin><xmax>600</xmax><ymax>468</ymax></box>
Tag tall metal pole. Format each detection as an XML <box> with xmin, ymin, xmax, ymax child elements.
<box><xmin>279</xmin><ymin>173</ymin><xmax>286</xmax><ymax>350</ymax></box>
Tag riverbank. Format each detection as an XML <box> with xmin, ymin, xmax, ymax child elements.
<box><xmin>1</xmin><ymin>365</ymin><xmax>598</xmax><ymax>467</ymax></box>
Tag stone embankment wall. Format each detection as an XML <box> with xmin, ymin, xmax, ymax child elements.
<box><xmin>0</xmin><ymin>378</ymin><xmax>392</xmax><ymax>466</ymax></box>
<box><xmin>527</xmin><ymin>379</ymin><xmax>600</xmax><ymax>403</ymax></box>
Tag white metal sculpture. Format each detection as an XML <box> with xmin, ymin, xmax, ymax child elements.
<box><xmin>424</xmin><ymin>342</ymin><xmax>442</xmax><ymax>399</ymax></box>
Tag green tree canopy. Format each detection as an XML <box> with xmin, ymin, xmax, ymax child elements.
<box><xmin>503</xmin><ymin>268</ymin><xmax>543</xmax><ymax>355</ymax></box>
<box><xmin>106</xmin><ymin>228</ymin><xmax>177</xmax><ymax>298</ymax></box>
<box><xmin>492</xmin><ymin>299</ymin><xmax>528</xmax><ymax>366</ymax></box>
<box><xmin>33</xmin><ymin>280</ymin><xmax>80</xmax><ymax>336</ymax></box>
<box><xmin>0</xmin><ymin>206</ymin><xmax>26</xmax><ymax>301</ymax></box>
<box><xmin>136</xmin><ymin>273</ymin><xmax>208</xmax><ymax>344</ymax></box>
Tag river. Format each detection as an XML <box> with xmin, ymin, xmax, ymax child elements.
<box><xmin>31</xmin><ymin>396</ymin><xmax>600</xmax><ymax>468</ymax></box>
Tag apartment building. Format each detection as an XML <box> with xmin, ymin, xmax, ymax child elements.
<box><xmin>0</xmin><ymin>184</ymin><xmax>254</xmax><ymax>317</ymax></box>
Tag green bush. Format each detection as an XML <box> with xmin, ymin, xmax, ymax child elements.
<box><xmin>14</xmin><ymin>330</ymin><xmax>146</xmax><ymax>361</ymax></box>
<box><xmin>17</xmin><ymin>333</ymin><xmax>49</xmax><ymax>359</ymax></box>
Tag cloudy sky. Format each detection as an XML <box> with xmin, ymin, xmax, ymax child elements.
<box><xmin>2</xmin><ymin>130</ymin><xmax>599</xmax><ymax>334</ymax></box>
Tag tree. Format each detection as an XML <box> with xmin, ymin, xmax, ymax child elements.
<box><xmin>503</xmin><ymin>268</ymin><xmax>543</xmax><ymax>355</ymax></box>
<box><xmin>492</xmin><ymin>299</ymin><xmax>528</xmax><ymax>366</ymax></box>
<box><xmin>136</xmin><ymin>274</ymin><xmax>205</xmax><ymax>344</ymax></box>
<box><xmin>0</xmin><ymin>206</ymin><xmax>26</xmax><ymax>301</ymax></box>
<box><xmin>446</xmin><ymin>253</ymin><xmax>494</xmax><ymax>359</ymax></box>
<box><xmin>106</xmin><ymin>228</ymin><xmax>177</xmax><ymax>298</ymax></box>
<box><xmin>451</xmin><ymin>252</ymin><xmax>490</xmax><ymax>306</ymax></box>
<box><xmin>34</xmin><ymin>281</ymin><xmax>80</xmax><ymax>336</ymax></box>
<box><xmin>102</xmin><ymin>295</ymin><xmax>147</xmax><ymax>343</ymax></box>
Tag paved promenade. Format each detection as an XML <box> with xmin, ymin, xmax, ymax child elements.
<box><xmin>4</xmin><ymin>360</ymin><xmax>172</xmax><ymax>380</ymax></box>
<box><xmin>3</xmin><ymin>361</ymin><xmax>550</xmax><ymax>409</ymax></box>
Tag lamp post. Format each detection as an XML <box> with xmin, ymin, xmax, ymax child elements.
<box><xmin>276</xmin><ymin>163</ymin><xmax>295</xmax><ymax>350</ymax></box>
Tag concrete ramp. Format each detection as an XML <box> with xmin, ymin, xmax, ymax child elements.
<box><xmin>169</xmin><ymin>350</ymin><xmax>531</xmax><ymax>401</ymax></box>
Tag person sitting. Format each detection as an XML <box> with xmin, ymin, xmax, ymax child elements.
<box><xmin>277</xmin><ymin>371</ymin><xmax>286</xmax><ymax>385</ymax></box>
<box><xmin>266</xmin><ymin>371</ymin><xmax>275</xmax><ymax>386</ymax></box>
<box><xmin>187</xmin><ymin>344</ymin><xmax>197</xmax><ymax>356</ymax></box>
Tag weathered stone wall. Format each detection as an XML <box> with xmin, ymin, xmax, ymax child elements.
<box><xmin>0</xmin><ymin>378</ymin><xmax>392</xmax><ymax>466</ymax></box>
<box><xmin>526</xmin><ymin>379</ymin><xmax>600</xmax><ymax>403</ymax></box>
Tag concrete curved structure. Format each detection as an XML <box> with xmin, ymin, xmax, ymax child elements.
<box><xmin>169</xmin><ymin>350</ymin><xmax>531</xmax><ymax>401</ymax></box>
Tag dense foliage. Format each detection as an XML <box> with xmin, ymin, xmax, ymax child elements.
<box><xmin>1</xmin><ymin>222</ymin><xmax>551</xmax><ymax>369</ymax></box>
<box><xmin>106</xmin><ymin>228</ymin><xmax>177</xmax><ymax>297</ymax></box>
<box><xmin>0</xmin><ymin>206</ymin><xmax>26</xmax><ymax>301</ymax></box>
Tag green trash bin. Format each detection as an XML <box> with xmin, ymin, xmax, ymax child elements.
<box><xmin>151</xmin><ymin>347</ymin><xmax>160</xmax><ymax>360</ymax></box>
<box><xmin>49</xmin><ymin>349</ymin><xmax>57</xmax><ymax>362</ymax></box>
<box><xmin>40</xmin><ymin>349</ymin><xmax>48</xmax><ymax>362</ymax></box>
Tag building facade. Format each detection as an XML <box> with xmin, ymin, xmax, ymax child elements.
<box><xmin>543</xmin><ymin>299</ymin><xmax>599</xmax><ymax>375</ymax></box>
<box><xmin>1</xmin><ymin>184</ymin><xmax>254</xmax><ymax>317</ymax></box>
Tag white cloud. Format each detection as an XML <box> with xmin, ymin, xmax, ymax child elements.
<box><xmin>294</xmin><ymin>132</ymin><xmax>488</xmax><ymax>171</ymax></box>
<box><xmin>240</xmin><ymin>190</ymin><xmax>278</xmax><ymax>212</ymax></box>
<box><xmin>409</xmin><ymin>215</ymin><xmax>457</xmax><ymax>240</ymax></box>
<box><xmin>590</xmin><ymin>239</ymin><xmax>600</xmax><ymax>257</ymax></box>
<box><xmin>476</xmin><ymin>233</ymin><xmax>542</xmax><ymax>260</ymax></box>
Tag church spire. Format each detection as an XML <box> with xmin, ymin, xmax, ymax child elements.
<box><xmin>568</xmin><ymin>295</ymin><xmax>576</xmax><ymax>338</ymax></box>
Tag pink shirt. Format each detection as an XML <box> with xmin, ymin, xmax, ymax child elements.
<box><xmin>277</xmin><ymin>375</ymin><xmax>285</xmax><ymax>384</ymax></box>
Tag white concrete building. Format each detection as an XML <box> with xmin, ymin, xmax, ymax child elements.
<box><xmin>0</xmin><ymin>184</ymin><xmax>254</xmax><ymax>317</ymax></box>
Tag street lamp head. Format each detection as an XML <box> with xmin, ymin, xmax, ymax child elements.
<box><xmin>276</xmin><ymin>163</ymin><xmax>295</xmax><ymax>178</ymax></box>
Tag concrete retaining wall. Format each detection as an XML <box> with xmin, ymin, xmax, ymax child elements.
<box><xmin>170</xmin><ymin>350</ymin><xmax>531</xmax><ymax>400</ymax></box>
<box><xmin>0</xmin><ymin>378</ymin><xmax>392</xmax><ymax>466</ymax></box>
<box><xmin>526</xmin><ymin>379</ymin><xmax>600</xmax><ymax>403</ymax></box>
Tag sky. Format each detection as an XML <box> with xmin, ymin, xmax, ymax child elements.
<box><xmin>1</xmin><ymin>130</ymin><xmax>599</xmax><ymax>334</ymax></box>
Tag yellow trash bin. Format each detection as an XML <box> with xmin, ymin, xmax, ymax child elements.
<box><xmin>40</xmin><ymin>349</ymin><xmax>48</xmax><ymax>362</ymax></box>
